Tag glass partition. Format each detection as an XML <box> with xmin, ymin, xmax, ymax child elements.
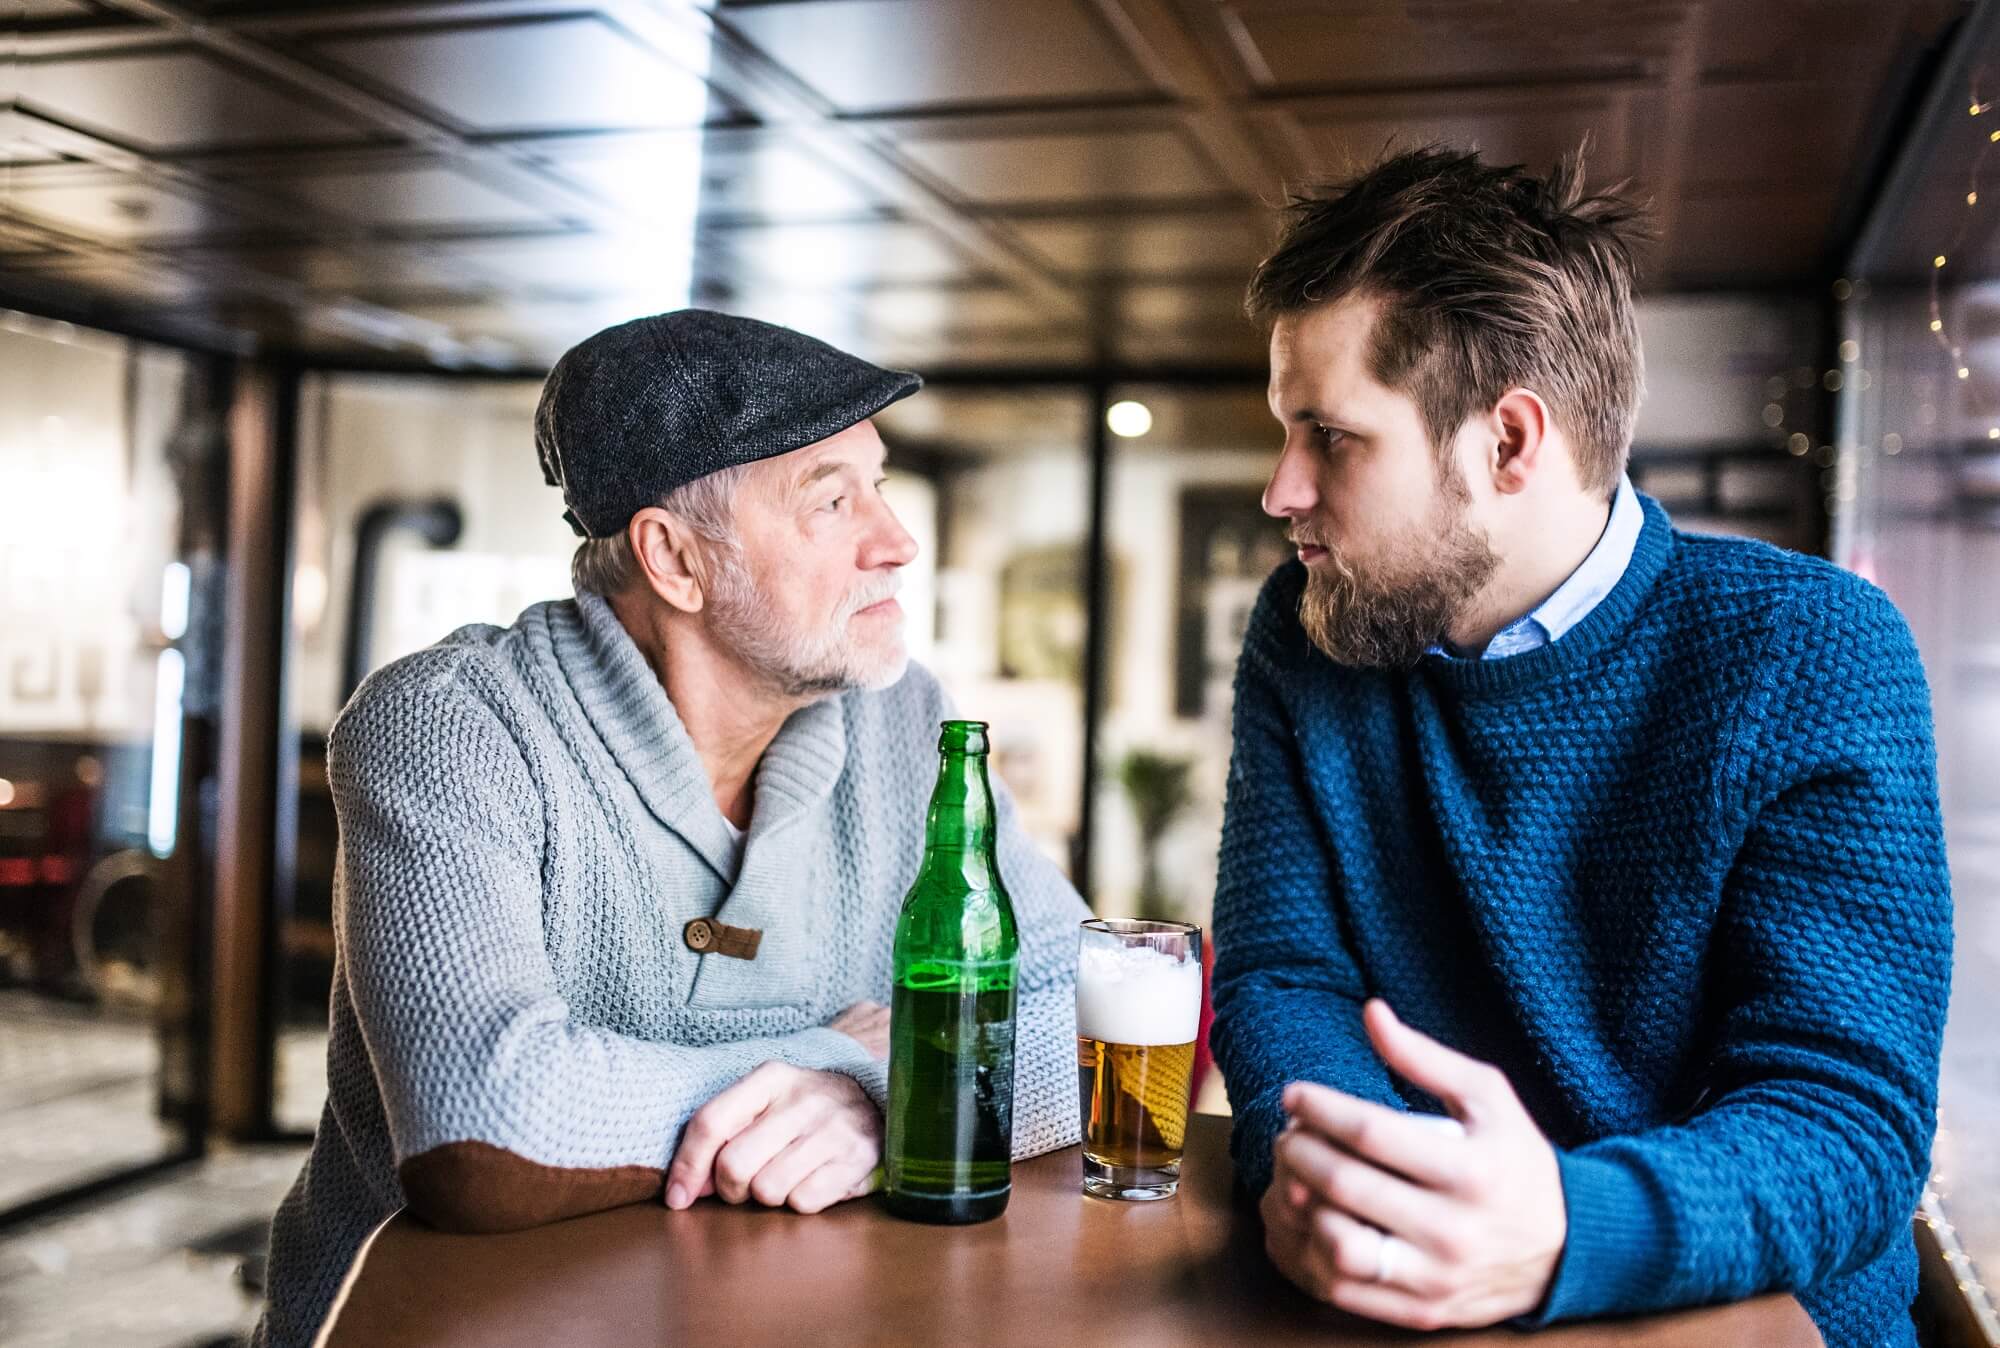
<box><xmin>875</xmin><ymin>385</ymin><xmax>1092</xmax><ymax>876</ymax></box>
<box><xmin>1091</xmin><ymin>384</ymin><xmax>1272</xmax><ymax>927</ymax></box>
<box><xmin>1837</xmin><ymin>25</ymin><xmax>2000</xmax><ymax>1318</ymax></box>
<box><xmin>0</xmin><ymin>314</ymin><xmax>213</xmax><ymax>1214</ymax></box>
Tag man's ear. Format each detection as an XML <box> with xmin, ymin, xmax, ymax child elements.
<box><xmin>1489</xmin><ymin>387</ymin><xmax>1553</xmax><ymax>496</ymax></box>
<box><xmin>627</xmin><ymin>507</ymin><xmax>709</xmax><ymax>614</ymax></box>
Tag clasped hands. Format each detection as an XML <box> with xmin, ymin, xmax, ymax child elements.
<box><xmin>1260</xmin><ymin>999</ymin><xmax>1569</xmax><ymax>1330</ymax></box>
<box><xmin>663</xmin><ymin>1000</ymin><xmax>889</xmax><ymax>1215</ymax></box>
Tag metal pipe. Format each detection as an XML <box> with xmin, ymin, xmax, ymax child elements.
<box><xmin>338</xmin><ymin>499</ymin><xmax>464</xmax><ymax>707</ymax></box>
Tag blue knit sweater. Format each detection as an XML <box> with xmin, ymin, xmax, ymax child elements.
<box><xmin>1210</xmin><ymin>497</ymin><xmax>1952</xmax><ymax>1348</ymax></box>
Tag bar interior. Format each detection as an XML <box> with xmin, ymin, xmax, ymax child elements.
<box><xmin>0</xmin><ymin>2</ymin><xmax>1995</xmax><ymax>1345</ymax></box>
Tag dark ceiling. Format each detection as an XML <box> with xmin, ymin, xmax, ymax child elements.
<box><xmin>0</xmin><ymin>0</ymin><xmax>1970</xmax><ymax>372</ymax></box>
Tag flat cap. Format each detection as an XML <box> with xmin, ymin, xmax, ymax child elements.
<box><xmin>535</xmin><ymin>309</ymin><xmax>922</xmax><ymax>538</ymax></box>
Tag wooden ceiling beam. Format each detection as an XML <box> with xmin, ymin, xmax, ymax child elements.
<box><xmin>1638</xmin><ymin>8</ymin><xmax>1706</xmax><ymax>272</ymax></box>
<box><xmin>1087</xmin><ymin>0</ymin><xmax>1299</xmax><ymax>200</ymax></box>
<box><xmin>82</xmin><ymin>0</ymin><xmax>666</xmax><ymax>231</ymax></box>
<box><xmin>668</xmin><ymin>1</ymin><xmax>1086</xmax><ymax>320</ymax></box>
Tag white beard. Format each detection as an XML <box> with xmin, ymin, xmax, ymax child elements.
<box><xmin>703</xmin><ymin>546</ymin><xmax>906</xmax><ymax>697</ymax></box>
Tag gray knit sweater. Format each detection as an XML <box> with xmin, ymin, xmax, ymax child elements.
<box><xmin>253</xmin><ymin>592</ymin><xmax>1089</xmax><ymax>1348</ymax></box>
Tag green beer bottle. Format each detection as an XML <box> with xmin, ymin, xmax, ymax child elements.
<box><xmin>883</xmin><ymin>719</ymin><xmax>1019</xmax><ymax>1224</ymax></box>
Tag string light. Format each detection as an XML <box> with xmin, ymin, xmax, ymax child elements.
<box><xmin>1762</xmin><ymin>282</ymin><xmax>1859</xmax><ymax>514</ymax></box>
<box><xmin>1928</xmin><ymin>70</ymin><xmax>2000</xmax><ymax>442</ymax></box>
<box><xmin>1806</xmin><ymin>73</ymin><xmax>2000</xmax><ymax>519</ymax></box>
<box><xmin>1920</xmin><ymin>1184</ymin><xmax>1999</xmax><ymax>1339</ymax></box>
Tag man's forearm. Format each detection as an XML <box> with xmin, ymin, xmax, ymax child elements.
<box><xmin>376</xmin><ymin>1014</ymin><xmax>883</xmax><ymax>1230</ymax></box>
<box><xmin>1525</xmin><ymin>1078</ymin><xmax>1933</xmax><ymax>1325</ymax></box>
<box><xmin>1009</xmin><ymin>972</ymin><xmax>1083</xmax><ymax>1159</ymax></box>
<box><xmin>1209</xmin><ymin>978</ymin><xmax>1406</xmax><ymax>1193</ymax></box>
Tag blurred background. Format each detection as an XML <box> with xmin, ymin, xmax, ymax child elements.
<box><xmin>0</xmin><ymin>0</ymin><xmax>1996</xmax><ymax>1343</ymax></box>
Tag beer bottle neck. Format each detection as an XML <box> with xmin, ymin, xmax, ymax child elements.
<box><xmin>920</xmin><ymin>723</ymin><xmax>999</xmax><ymax>877</ymax></box>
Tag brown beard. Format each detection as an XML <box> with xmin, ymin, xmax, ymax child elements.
<box><xmin>1295</xmin><ymin>467</ymin><xmax>1499</xmax><ymax>669</ymax></box>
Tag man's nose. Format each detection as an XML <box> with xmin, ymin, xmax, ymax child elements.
<box><xmin>1261</xmin><ymin>439</ymin><xmax>1318</xmax><ymax>520</ymax></box>
<box><xmin>861</xmin><ymin>491</ymin><xmax>919</xmax><ymax>571</ymax></box>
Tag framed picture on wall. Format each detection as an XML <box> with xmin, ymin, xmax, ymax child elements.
<box><xmin>1174</xmin><ymin>487</ymin><xmax>1290</xmax><ymax>720</ymax></box>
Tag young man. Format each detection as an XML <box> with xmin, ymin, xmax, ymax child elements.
<box><xmin>254</xmin><ymin>312</ymin><xmax>1088</xmax><ymax>1347</ymax></box>
<box><xmin>1209</xmin><ymin>147</ymin><xmax>1951</xmax><ymax>1348</ymax></box>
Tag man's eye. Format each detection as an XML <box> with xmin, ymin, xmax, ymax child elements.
<box><xmin>1313</xmin><ymin>425</ymin><xmax>1342</xmax><ymax>447</ymax></box>
<box><xmin>822</xmin><ymin>496</ymin><xmax>846</xmax><ymax>513</ymax></box>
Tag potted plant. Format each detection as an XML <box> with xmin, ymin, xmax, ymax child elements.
<box><xmin>1116</xmin><ymin>749</ymin><xmax>1195</xmax><ymax>922</ymax></box>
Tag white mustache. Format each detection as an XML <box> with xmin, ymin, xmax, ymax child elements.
<box><xmin>837</xmin><ymin>574</ymin><xmax>902</xmax><ymax>620</ymax></box>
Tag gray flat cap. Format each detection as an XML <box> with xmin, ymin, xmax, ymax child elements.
<box><xmin>535</xmin><ymin>309</ymin><xmax>922</xmax><ymax>538</ymax></box>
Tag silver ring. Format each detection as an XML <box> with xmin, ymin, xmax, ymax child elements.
<box><xmin>1372</xmin><ymin>1229</ymin><xmax>1403</xmax><ymax>1285</ymax></box>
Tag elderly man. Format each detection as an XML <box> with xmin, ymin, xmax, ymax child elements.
<box><xmin>1209</xmin><ymin>147</ymin><xmax>1951</xmax><ymax>1348</ymax></box>
<box><xmin>254</xmin><ymin>312</ymin><xmax>1088</xmax><ymax>1348</ymax></box>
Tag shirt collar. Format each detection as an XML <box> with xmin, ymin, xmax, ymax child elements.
<box><xmin>1435</xmin><ymin>473</ymin><xmax>1643</xmax><ymax>661</ymax></box>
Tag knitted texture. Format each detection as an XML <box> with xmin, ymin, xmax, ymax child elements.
<box><xmin>1209</xmin><ymin>497</ymin><xmax>1951</xmax><ymax>1348</ymax></box>
<box><xmin>253</xmin><ymin>591</ymin><xmax>1087</xmax><ymax>1348</ymax></box>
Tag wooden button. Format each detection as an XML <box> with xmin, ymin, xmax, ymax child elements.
<box><xmin>684</xmin><ymin>917</ymin><xmax>762</xmax><ymax>960</ymax></box>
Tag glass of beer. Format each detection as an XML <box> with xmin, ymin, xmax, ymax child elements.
<box><xmin>1075</xmin><ymin>918</ymin><xmax>1203</xmax><ymax>1201</ymax></box>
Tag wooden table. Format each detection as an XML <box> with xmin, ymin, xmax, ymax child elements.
<box><xmin>319</xmin><ymin>1114</ymin><xmax>1822</xmax><ymax>1347</ymax></box>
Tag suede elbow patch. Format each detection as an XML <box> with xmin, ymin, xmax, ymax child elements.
<box><xmin>398</xmin><ymin>1141</ymin><xmax>664</xmax><ymax>1233</ymax></box>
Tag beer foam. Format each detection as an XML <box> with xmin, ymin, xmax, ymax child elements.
<box><xmin>1076</xmin><ymin>943</ymin><xmax>1202</xmax><ymax>1046</ymax></box>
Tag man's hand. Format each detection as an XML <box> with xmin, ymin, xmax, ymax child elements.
<box><xmin>829</xmin><ymin>1000</ymin><xmax>891</xmax><ymax>1060</ymax></box>
<box><xmin>664</xmin><ymin>1062</ymin><xmax>882</xmax><ymax>1215</ymax></box>
<box><xmin>1260</xmin><ymin>1000</ymin><xmax>1567</xmax><ymax>1330</ymax></box>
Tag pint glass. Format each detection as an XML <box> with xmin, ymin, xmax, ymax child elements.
<box><xmin>1075</xmin><ymin>918</ymin><xmax>1203</xmax><ymax>1201</ymax></box>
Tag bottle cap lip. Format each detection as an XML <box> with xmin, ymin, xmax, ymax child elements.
<box><xmin>937</xmin><ymin>719</ymin><xmax>991</xmax><ymax>753</ymax></box>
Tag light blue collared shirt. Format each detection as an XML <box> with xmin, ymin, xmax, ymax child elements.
<box><xmin>1434</xmin><ymin>474</ymin><xmax>1643</xmax><ymax>661</ymax></box>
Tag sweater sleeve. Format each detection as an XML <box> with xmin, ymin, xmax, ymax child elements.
<box><xmin>328</xmin><ymin>653</ymin><xmax>888</xmax><ymax>1233</ymax></box>
<box><xmin>1527</xmin><ymin>578</ymin><xmax>1952</xmax><ymax>1324</ymax></box>
<box><xmin>1209</xmin><ymin>569</ymin><xmax>1408</xmax><ymax>1197</ymax></box>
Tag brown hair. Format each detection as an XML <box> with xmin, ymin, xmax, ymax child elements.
<box><xmin>1246</xmin><ymin>144</ymin><xmax>1650</xmax><ymax>497</ymax></box>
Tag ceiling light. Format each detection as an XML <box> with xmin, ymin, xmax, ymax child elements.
<box><xmin>1106</xmin><ymin>400</ymin><xmax>1153</xmax><ymax>438</ymax></box>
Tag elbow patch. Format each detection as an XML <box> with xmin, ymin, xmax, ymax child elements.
<box><xmin>398</xmin><ymin>1140</ymin><xmax>663</xmax><ymax>1233</ymax></box>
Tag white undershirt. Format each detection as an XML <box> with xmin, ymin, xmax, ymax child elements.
<box><xmin>719</xmin><ymin>815</ymin><xmax>746</xmax><ymax>883</ymax></box>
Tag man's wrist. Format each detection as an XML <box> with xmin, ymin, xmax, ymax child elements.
<box><xmin>1516</xmin><ymin>1146</ymin><xmax>1674</xmax><ymax>1326</ymax></box>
